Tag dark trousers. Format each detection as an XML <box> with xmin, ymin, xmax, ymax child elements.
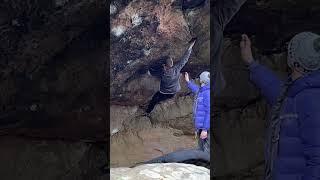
<box><xmin>146</xmin><ymin>91</ymin><xmax>175</xmax><ymax>113</ymax></box>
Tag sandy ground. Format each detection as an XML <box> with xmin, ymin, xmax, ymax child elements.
<box><xmin>110</xmin><ymin>127</ymin><xmax>197</xmax><ymax>167</ymax></box>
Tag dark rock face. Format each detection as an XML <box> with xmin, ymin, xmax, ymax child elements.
<box><xmin>0</xmin><ymin>1</ymin><xmax>108</xmax><ymax>179</ymax></box>
<box><xmin>110</xmin><ymin>0</ymin><xmax>210</xmax><ymax>105</ymax></box>
<box><xmin>225</xmin><ymin>0</ymin><xmax>320</xmax><ymax>52</ymax></box>
<box><xmin>0</xmin><ymin>136</ymin><xmax>107</xmax><ymax>180</ymax></box>
<box><xmin>0</xmin><ymin>0</ymin><xmax>107</xmax><ymax>140</ymax></box>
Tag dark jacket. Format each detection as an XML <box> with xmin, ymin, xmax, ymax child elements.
<box><xmin>249</xmin><ymin>62</ymin><xmax>320</xmax><ymax>180</ymax></box>
<box><xmin>159</xmin><ymin>48</ymin><xmax>192</xmax><ymax>94</ymax></box>
<box><xmin>212</xmin><ymin>0</ymin><xmax>247</xmax><ymax>95</ymax></box>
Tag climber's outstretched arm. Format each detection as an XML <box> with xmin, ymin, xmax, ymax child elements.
<box><xmin>174</xmin><ymin>39</ymin><xmax>196</xmax><ymax>72</ymax></box>
<box><xmin>213</xmin><ymin>0</ymin><xmax>247</xmax><ymax>30</ymax></box>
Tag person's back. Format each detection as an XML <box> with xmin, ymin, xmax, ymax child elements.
<box><xmin>160</xmin><ymin>40</ymin><xmax>195</xmax><ymax>94</ymax></box>
<box><xmin>160</xmin><ymin>65</ymin><xmax>182</xmax><ymax>94</ymax></box>
<box><xmin>273</xmin><ymin>71</ymin><xmax>320</xmax><ymax>180</ymax></box>
<box><xmin>145</xmin><ymin>40</ymin><xmax>196</xmax><ymax>113</ymax></box>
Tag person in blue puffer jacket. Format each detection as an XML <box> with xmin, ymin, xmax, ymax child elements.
<box><xmin>240</xmin><ymin>32</ymin><xmax>320</xmax><ymax>180</ymax></box>
<box><xmin>184</xmin><ymin>71</ymin><xmax>210</xmax><ymax>154</ymax></box>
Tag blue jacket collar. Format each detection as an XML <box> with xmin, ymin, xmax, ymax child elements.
<box><xmin>288</xmin><ymin>70</ymin><xmax>320</xmax><ymax>97</ymax></box>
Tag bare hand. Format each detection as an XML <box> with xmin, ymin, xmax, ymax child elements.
<box><xmin>200</xmin><ymin>130</ymin><xmax>208</xmax><ymax>139</ymax></box>
<box><xmin>184</xmin><ymin>72</ymin><xmax>190</xmax><ymax>82</ymax></box>
<box><xmin>240</xmin><ymin>34</ymin><xmax>254</xmax><ymax>65</ymax></box>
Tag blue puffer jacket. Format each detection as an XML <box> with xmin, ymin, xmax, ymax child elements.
<box><xmin>249</xmin><ymin>62</ymin><xmax>320</xmax><ymax>180</ymax></box>
<box><xmin>187</xmin><ymin>81</ymin><xmax>210</xmax><ymax>131</ymax></box>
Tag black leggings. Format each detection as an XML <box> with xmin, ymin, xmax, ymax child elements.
<box><xmin>146</xmin><ymin>91</ymin><xmax>175</xmax><ymax>113</ymax></box>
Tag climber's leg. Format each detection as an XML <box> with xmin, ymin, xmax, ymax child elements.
<box><xmin>161</xmin><ymin>93</ymin><xmax>175</xmax><ymax>102</ymax></box>
<box><xmin>146</xmin><ymin>92</ymin><xmax>174</xmax><ymax>113</ymax></box>
<box><xmin>146</xmin><ymin>91</ymin><xmax>162</xmax><ymax>113</ymax></box>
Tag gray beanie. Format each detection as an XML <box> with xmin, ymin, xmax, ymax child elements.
<box><xmin>200</xmin><ymin>71</ymin><xmax>210</xmax><ymax>84</ymax></box>
<box><xmin>288</xmin><ymin>32</ymin><xmax>320</xmax><ymax>72</ymax></box>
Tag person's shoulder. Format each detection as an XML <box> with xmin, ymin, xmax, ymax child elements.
<box><xmin>203</xmin><ymin>88</ymin><xmax>210</xmax><ymax>95</ymax></box>
<box><xmin>295</xmin><ymin>87</ymin><xmax>320</xmax><ymax>109</ymax></box>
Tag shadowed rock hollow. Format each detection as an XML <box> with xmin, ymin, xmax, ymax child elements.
<box><xmin>0</xmin><ymin>0</ymin><xmax>107</xmax><ymax>140</ymax></box>
<box><xmin>0</xmin><ymin>0</ymin><xmax>108</xmax><ymax>179</ymax></box>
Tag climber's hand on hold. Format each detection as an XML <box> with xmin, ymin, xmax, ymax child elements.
<box><xmin>184</xmin><ymin>72</ymin><xmax>190</xmax><ymax>82</ymax></box>
<box><xmin>200</xmin><ymin>130</ymin><xmax>208</xmax><ymax>139</ymax></box>
<box><xmin>240</xmin><ymin>34</ymin><xmax>254</xmax><ymax>65</ymax></box>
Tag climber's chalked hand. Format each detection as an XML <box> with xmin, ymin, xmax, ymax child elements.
<box><xmin>184</xmin><ymin>72</ymin><xmax>190</xmax><ymax>82</ymax></box>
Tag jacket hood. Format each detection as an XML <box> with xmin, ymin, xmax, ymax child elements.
<box><xmin>288</xmin><ymin>70</ymin><xmax>320</xmax><ymax>97</ymax></box>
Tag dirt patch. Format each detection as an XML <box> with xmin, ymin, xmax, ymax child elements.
<box><xmin>110</xmin><ymin>127</ymin><xmax>197</xmax><ymax>167</ymax></box>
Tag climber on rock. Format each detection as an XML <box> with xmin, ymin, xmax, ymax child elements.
<box><xmin>240</xmin><ymin>32</ymin><xmax>320</xmax><ymax>180</ymax></box>
<box><xmin>212</xmin><ymin>0</ymin><xmax>248</xmax><ymax>95</ymax></box>
<box><xmin>184</xmin><ymin>71</ymin><xmax>210</xmax><ymax>154</ymax></box>
<box><xmin>145</xmin><ymin>38</ymin><xmax>196</xmax><ymax>114</ymax></box>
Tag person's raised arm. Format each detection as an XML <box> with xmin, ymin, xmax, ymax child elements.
<box><xmin>175</xmin><ymin>39</ymin><xmax>196</xmax><ymax>71</ymax></box>
<box><xmin>185</xmin><ymin>72</ymin><xmax>199</xmax><ymax>93</ymax></box>
<box><xmin>213</xmin><ymin>0</ymin><xmax>247</xmax><ymax>30</ymax></box>
<box><xmin>240</xmin><ymin>34</ymin><xmax>283</xmax><ymax>106</ymax></box>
